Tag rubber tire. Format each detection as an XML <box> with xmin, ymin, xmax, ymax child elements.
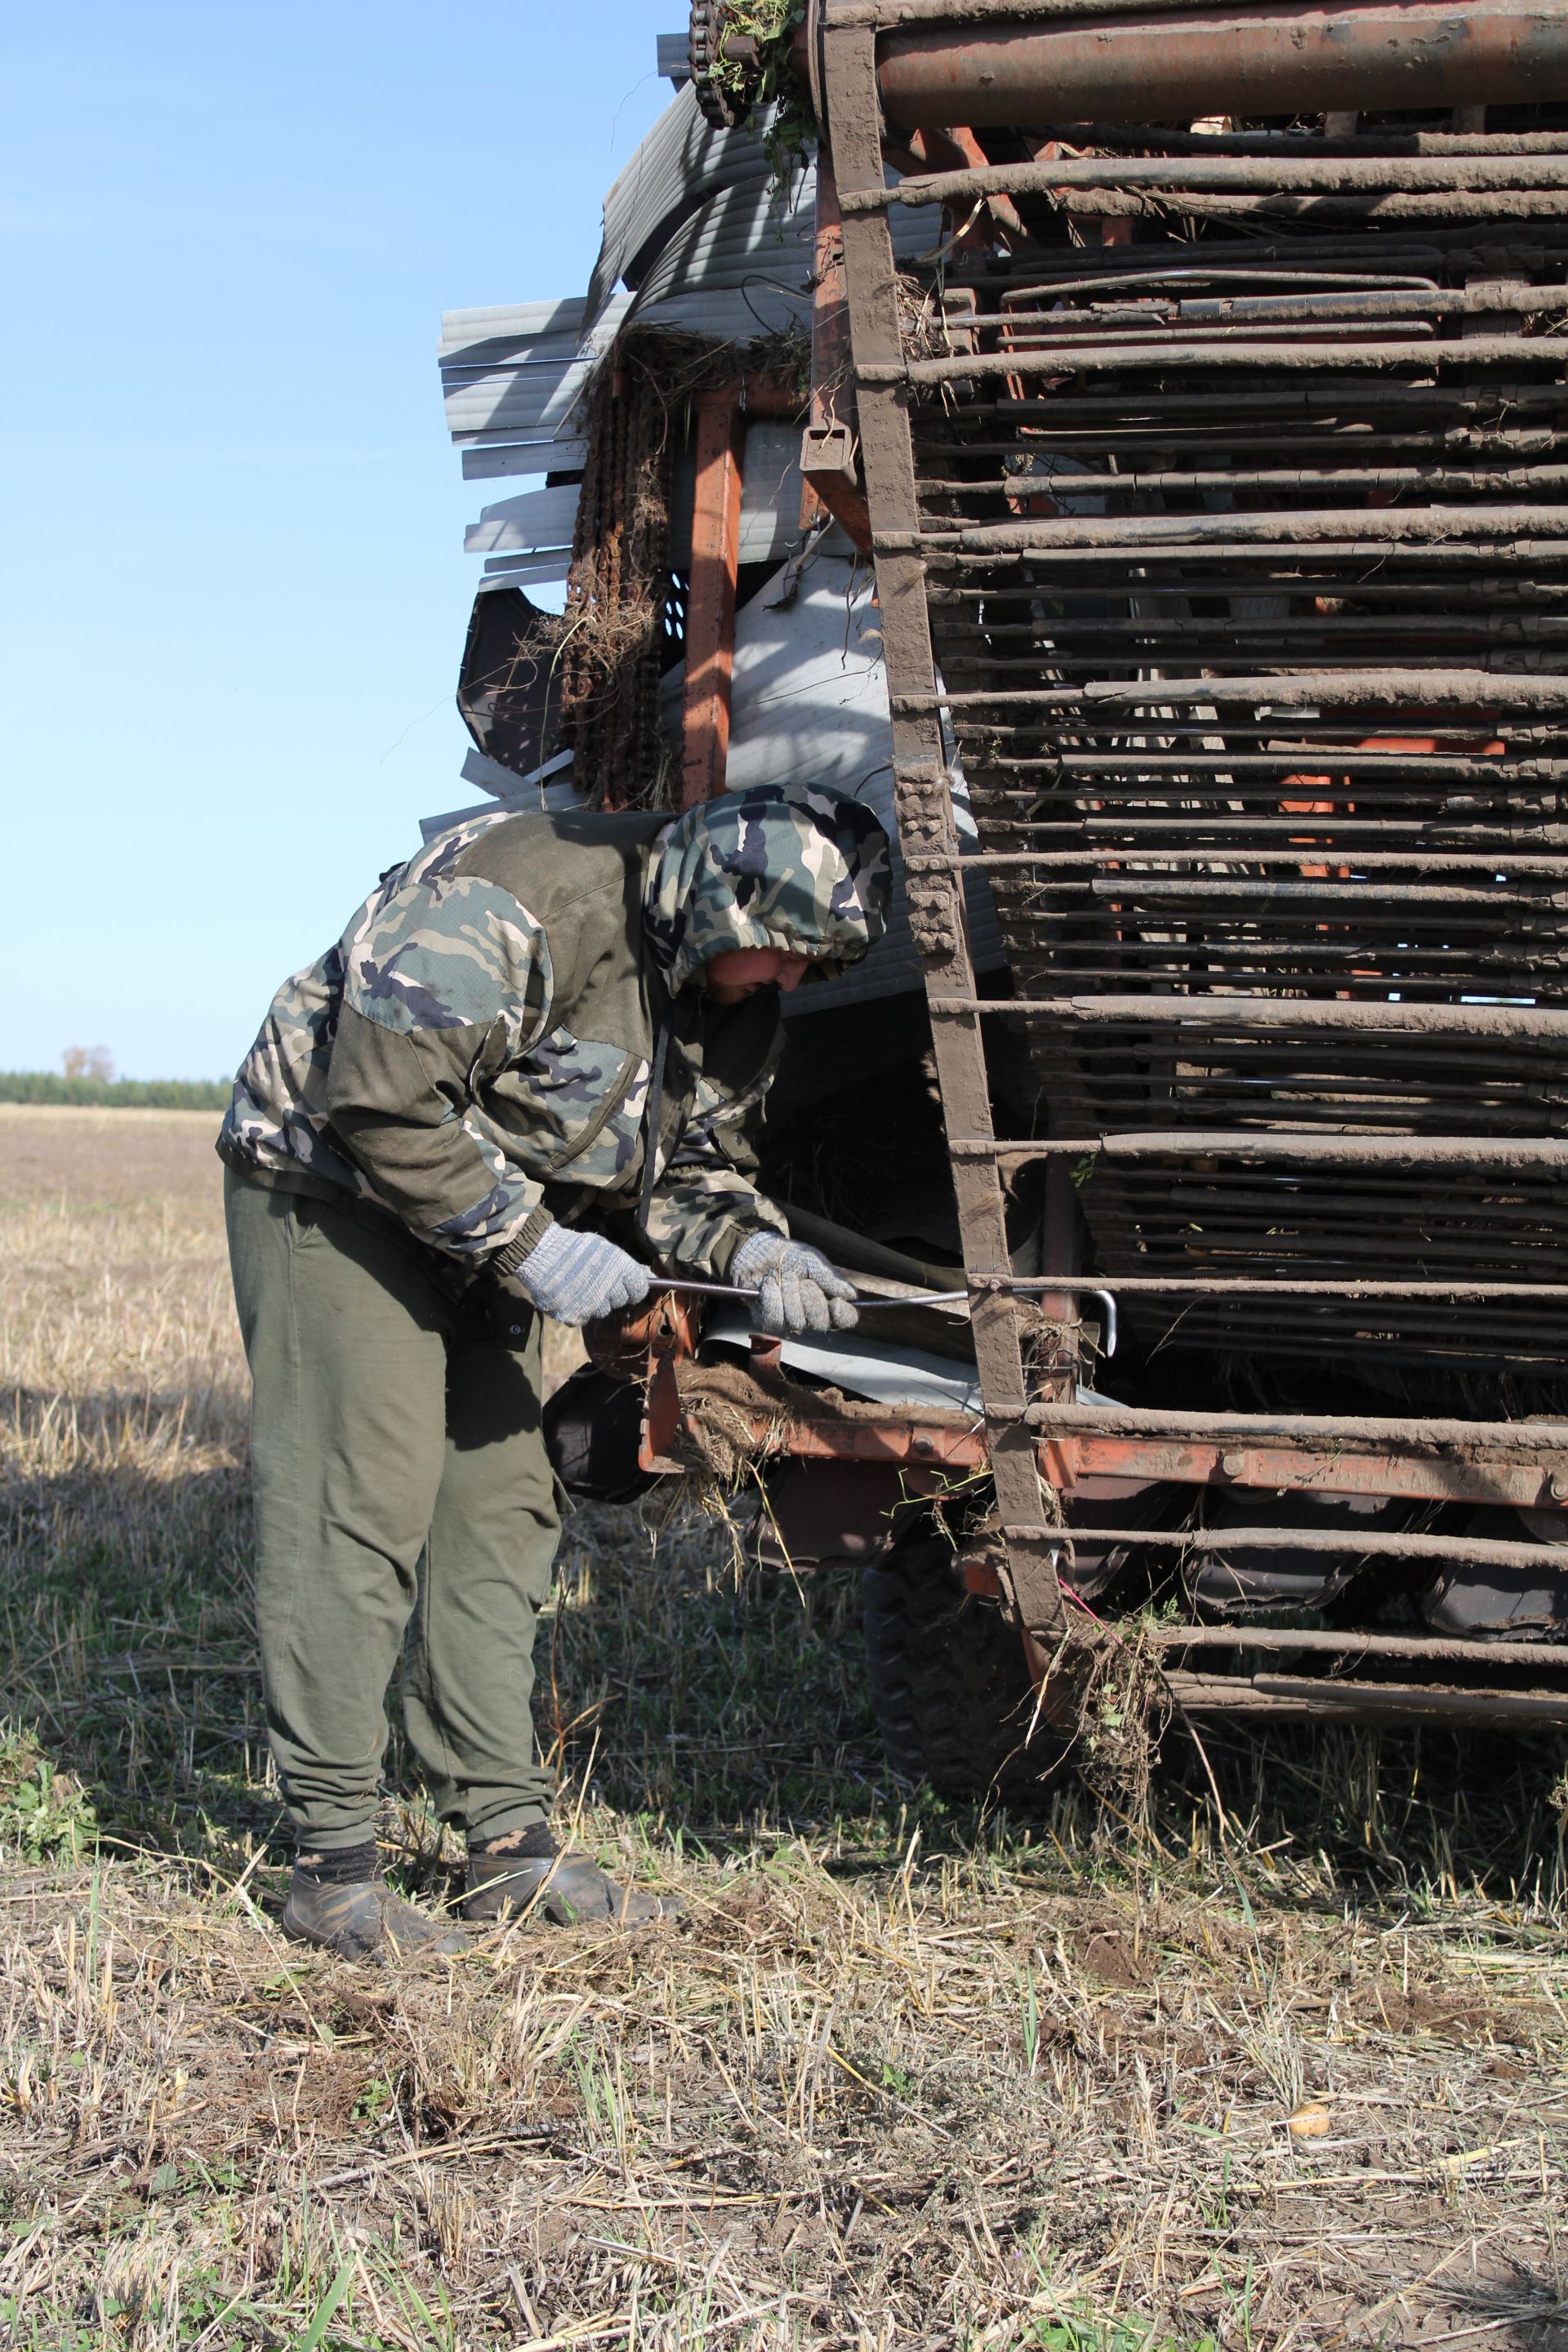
<box><xmin>862</xmin><ymin>1540</ymin><xmax>1069</xmax><ymax>1802</ymax></box>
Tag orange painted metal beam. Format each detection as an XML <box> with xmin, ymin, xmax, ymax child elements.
<box><xmin>680</xmin><ymin>388</ymin><xmax>746</xmax><ymax>810</ymax></box>
<box><xmin>679</xmin><ymin>377</ymin><xmax>805</xmax><ymax>809</ymax></box>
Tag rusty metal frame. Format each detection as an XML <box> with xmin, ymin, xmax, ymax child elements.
<box><xmin>863</xmin><ymin>0</ymin><xmax>1568</xmax><ymax>131</ymax></box>
<box><xmin>679</xmin><ymin>379</ymin><xmax>804</xmax><ymax>810</ymax></box>
<box><xmin>1045</xmin><ymin>1432</ymin><xmax>1566</xmax><ymax>1512</ymax></box>
<box><xmin>821</xmin><ymin>21</ymin><xmax>1067</xmax><ymax>1655</ymax></box>
<box><xmin>680</xmin><ymin>388</ymin><xmax>746</xmax><ymax>811</ymax></box>
<box><xmin>800</xmin><ymin>149</ymin><xmax>873</xmax><ymax>551</ymax></box>
<box><xmin>790</xmin><ymin>6</ymin><xmax>1568</xmax><ymax>1729</ymax></box>
<box><xmin>641</xmin><ymin>1363</ymin><xmax>987</xmax><ymax>1476</ymax></box>
<box><xmin>1160</xmin><ymin>1673</ymin><xmax>1568</xmax><ymax>1729</ymax></box>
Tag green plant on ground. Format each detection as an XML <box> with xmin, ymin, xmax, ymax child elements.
<box><xmin>0</xmin><ymin>1726</ymin><xmax>98</xmax><ymax>1861</ymax></box>
<box><xmin>1033</xmin><ymin>2319</ymin><xmax>1218</xmax><ymax>2352</ymax></box>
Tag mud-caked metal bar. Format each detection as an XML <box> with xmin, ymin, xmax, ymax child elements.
<box><xmin>806</xmin><ymin>0</ymin><xmax>1568</xmax><ymax>1715</ymax></box>
<box><xmin>1046</xmin><ymin>1524</ymin><xmax>1568</xmax><ymax>1572</ymax></box>
<box><xmin>853</xmin><ymin>156</ymin><xmax>1568</xmax><ymax>203</ymax></box>
<box><xmin>1020</xmin><ymin>1401</ymin><xmax>1568</xmax><ymax>1450</ymax></box>
<box><xmin>1150</xmin><ymin>1626</ymin><xmax>1568</xmax><ymax>1668</ymax></box>
<box><xmin>869</xmin><ymin>0</ymin><xmax>1568</xmax><ymax>131</ymax></box>
<box><xmin>821</xmin><ymin>20</ymin><xmax>1067</xmax><ymax>1651</ymax></box>
<box><xmin>800</xmin><ymin>149</ymin><xmax>873</xmax><ymax>551</ymax></box>
<box><xmin>946</xmin><ymin>1135</ymin><xmax>1568</xmax><ymax>1165</ymax></box>
<box><xmin>1162</xmin><ymin>1674</ymin><xmax>1568</xmax><ymax>1727</ymax></box>
<box><xmin>902</xmin><ymin>671</ymin><xmax>1568</xmax><ymax>710</ymax></box>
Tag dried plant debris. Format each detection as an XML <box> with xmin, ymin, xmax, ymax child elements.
<box><xmin>2</xmin><ymin>1109</ymin><xmax>1568</xmax><ymax>2350</ymax></box>
<box><xmin>559</xmin><ymin>327</ymin><xmax>808</xmax><ymax>812</ymax></box>
<box><xmin>2</xmin><ymin>1842</ymin><xmax>1566</xmax><ymax>2350</ymax></box>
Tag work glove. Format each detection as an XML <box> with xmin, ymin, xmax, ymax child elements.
<box><xmin>507</xmin><ymin>1222</ymin><xmax>651</xmax><ymax>1328</ymax></box>
<box><xmin>732</xmin><ymin>1232</ymin><xmax>858</xmax><ymax>1335</ymax></box>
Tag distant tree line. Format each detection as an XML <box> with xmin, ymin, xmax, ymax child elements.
<box><xmin>0</xmin><ymin>1071</ymin><xmax>229</xmax><ymax>1111</ymax></box>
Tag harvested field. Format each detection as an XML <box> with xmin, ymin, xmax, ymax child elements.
<box><xmin>1</xmin><ymin>1104</ymin><xmax>1566</xmax><ymax>2350</ymax></box>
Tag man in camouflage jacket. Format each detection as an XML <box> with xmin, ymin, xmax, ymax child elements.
<box><xmin>220</xmin><ymin>781</ymin><xmax>890</xmax><ymax>1958</ymax></box>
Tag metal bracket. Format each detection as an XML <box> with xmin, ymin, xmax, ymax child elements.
<box><xmin>800</xmin><ymin>421</ymin><xmax>861</xmax><ymax>484</ymax></box>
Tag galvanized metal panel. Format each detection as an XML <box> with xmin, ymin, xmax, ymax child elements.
<box><xmin>887</xmin><ymin>195</ymin><xmax>943</xmax><ymax>261</ymax></box>
<box><xmin>586</xmin><ymin>82</ymin><xmax>779</xmax><ymax>327</ymax></box>
<box><xmin>461</xmin><ymin>746</ymin><xmax>575</xmax><ymax>800</ymax></box>
<box><xmin>479</xmin><ymin>552</ymin><xmax>572</xmax><ymax>586</ymax></box>
<box><xmin>419</xmin><ymin>774</ymin><xmax>582</xmax><ymax>845</ymax></box>
<box><xmin>439</xmin><ymin>297</ymin><xmax>587</xmax><ymax>362</ymax></box>
<box><xmin>628</xmin><ymin>155</ymin><xmax>938</xmax><ymax>336</ymax></box>
<box><xmin>461</xmin><ymin>440</ymin><xmax>587</xmax><ymax>482</ymax></box>
<box><xmin>633</xmin><ymin>167</ymin><xmax>813</xmax><ymax>315</ymax></box>
<box><xmin>466</xmin><ymin>482</ymin><xmax>581</xmax><ymax>557</ymax></box>
<box><xmin>443</xmin><ymin>373</ymin><xmax>577</xmax><ymax>441</ymax></box>
<box><xmin>702</xmin><ymin>1307</ymin><xmax>984</xmax><ymax>1414</ymax></box>
<box><xmin>441</xmin><ymin>293</ymin><xmax>631</xmax><ymax>446</ymax></box>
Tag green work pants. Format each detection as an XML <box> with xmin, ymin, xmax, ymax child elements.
<box><xmin>225</xmin><ymin>1166</ymin><xmax>560</xmax><ymax>1851</ymax></box>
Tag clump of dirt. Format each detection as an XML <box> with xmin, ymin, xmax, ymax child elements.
<box><xmin>1353</xmin><ymin>1985</ymin><xmax>1540</xmax><ymax>2043</ymax></box>
<box><xmin>1070</xmin><ymin>1924</ymin><xmax>1151</xmax><ymax>1989</ymax></box>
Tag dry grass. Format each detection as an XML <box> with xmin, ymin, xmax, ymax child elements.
<box><xmin>1</xmin><ymin>1107</ymin><xmax>1566</xmax><ymax>2350</ymax></box>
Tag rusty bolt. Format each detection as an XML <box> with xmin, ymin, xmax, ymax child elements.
<box><xmin>911</xmin><ymin>1435</ymin><xmax>936</xmax><ymax>1458</ymax></box>
<box><xmin>1550</xmin><ymin>1473</ymin><xmax>1568</xmax><ymax>1503</ymax></box>
<box><xmin>1220</xmin><ymin>1451</ymin><xmax>1247</xmax><ymax>1478</ymax></box>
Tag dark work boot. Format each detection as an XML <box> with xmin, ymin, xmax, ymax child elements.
<box><xmin>283</xmin><ymin>1846</ymin><xmax>469</xmax><ymax>1961</ymax></box>
<box><xmin>462</xmin><ymin>1837</ymin><xmax>676</xmax><ymax>1929</ymax></box>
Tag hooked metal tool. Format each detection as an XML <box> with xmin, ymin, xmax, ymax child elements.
<box><xmin>645</xmin><ymin>1276</ymin><xmax>1119</xmax><ymax>1353</ymax></box>
<box><xmin>645</xmin><ymin>1277</ymin><xmax>965</xmax><ymax>1307</ymax></box>
<box><xmin>648</xmin><ymin>1279</ymin><xmax>1114</xmax><ymax>1354</ymax></box>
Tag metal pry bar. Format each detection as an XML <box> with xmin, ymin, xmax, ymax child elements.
<box><xmin>644</xmin><ymin>1274</ymin><xmax>1118</xmax><ymax>1352</ymax></box>
<box><xmin>646</xmin><ymin>1276</ymin><xmax>972</xmax><ymax>1308</ymax></box>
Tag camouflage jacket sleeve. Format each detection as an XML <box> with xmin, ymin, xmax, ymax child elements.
<box><xmin>640</xmin><ymin>1063</ymin><xmax>789</xmax><ymax>1280</ymax></box>
<box><xmin>324</xmin><ymin>866</ymin><xmax>557</xmax><ymax>1265</ymax></box>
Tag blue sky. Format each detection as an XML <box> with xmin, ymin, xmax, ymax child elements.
<box><xmin>1</xmin><ymin>4</ymin><xmax>673</xmax><ymax>1078</ymax></box>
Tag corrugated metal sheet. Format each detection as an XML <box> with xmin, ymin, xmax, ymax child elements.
<box><xmin>466</xmin><ymin>482</ymin><xmax>581</xmax><ymax>559</ymax></box>
<box><xmin>479</xmin><ymin>551</ymin><xmax>572</xmax><ymax>588</ymax></box>
<box><xmin>461</xmin><ymin>440</ymin><xmax>587</xmax><ymax>483</ymax></box>
<box><xmin>439</xmin><ymin>106</ymin><xmax>938</xmax><ymax>470</ymax></box>
<box><xmin>888</xmin><ymin>196</ymin><xmax>943</xmax><ymax>264</ymax></box>
<box><xmin>439</xmin><ymin>297</ymin><xmax>587</xmax><ymax>363</ymax></box>
<box><xmin>442</xmin><ymin>369</ymin><xmax>581</xmax><ymax>444</ymax></box>
<box><xmin>440</xmin><ymin>293</ymin><xmax>630</xmax><ymax>448</ymax></box>
<box><xmin>624</xmin><ymin>154</ymin><xmax>937</xmax><ymax>341</ymax></box>
<box><xmin>630</xmin><ymin>168</ymin><xmax>813</xmax><ymax>341</ymax></box>
<box><xmin>430</xmin><ymin>91</ymin><xmax>954</xmax><ymax>1000</ymax></box>
<box><xmin>586</xmin><ymin>82</ymin><xmax>778</xmax><ymax>327</ymax></box>
<box><xmin>419</xmin><ymin>775</ymin><xmax>583</xmax><ymax>846</ymax></box>
<box><xmin>461</xmin><ymin>746</ymin><xmax>574</xmax><ymax>800</ymax></box>
<box><xmin>631</xmin><ymin>167</ymin><xmax>811</xmax><ymax>307</ymax></box>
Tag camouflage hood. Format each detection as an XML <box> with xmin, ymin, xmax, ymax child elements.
<box><xmin>643</xmin><ymin>781</ymin><xmax>892</xmax><ymax>995</ymax></box>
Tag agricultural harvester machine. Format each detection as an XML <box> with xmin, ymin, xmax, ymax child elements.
<box><xmin>672</xmin><ymin>0</ymin><xmax>1568</xmax><ymax>1778</ymax></box>
<box><xmin>537</xmin><ymin>0</ymin><xmax>1568</xmax><ymax>1790</ymax></box>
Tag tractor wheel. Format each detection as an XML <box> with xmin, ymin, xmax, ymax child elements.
<box><xmin>861</xmin><ymin>1538</ymin><xmax>1070</xmax><ymax>1802</ymax></box>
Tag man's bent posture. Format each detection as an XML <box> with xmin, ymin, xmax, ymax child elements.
<box><xmin>220</xmin><ymin>782</ymin><xmax>890</xmax><ymax>1958</ymax></box>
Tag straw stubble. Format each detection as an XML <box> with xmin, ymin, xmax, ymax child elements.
<box><xmin>0</xmin><ymin>1106</ymin><xmax>1564</xmax><ymax>2350</ymax></box>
